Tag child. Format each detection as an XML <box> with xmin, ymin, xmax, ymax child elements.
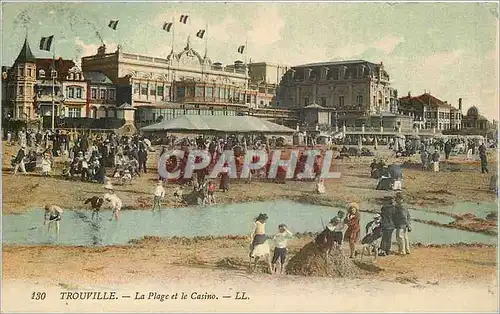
<box><xmin>152</xmin><ymin>180</ymin><xmax>165</xmax><ymax>211</ymax></box>
<box><xmin>41</xmin><ymin>153</ymin><xmax>51</xmax><ymax>176</ymax></box>
<box><xmin>316</xmin><ymin>178</ymin><xmax>326</xmax><ymax>194</ymax></box>
<box><xmin>207</xmin><ymin>181</ymin><xmax>216</xmax><ymax>205</ymax></box>
<box><xmin>272</xmin><ymin>224</ymin><xmax>293</xmax><ymax>275</ymax></box>
<box><xmin>360</xmin><ymin>214</ymin><xmax>383</xmax><ymax>261</ymax></box>
<box><xmin>333</xmin><ymin>210</ymin><xmax>346</xmax><ymax>246</ymax></box>
<box><xmin>104</xmin><ymin>192</ymin><xmax>122</xmax><ymax>221</ymax></box>
<box><xmin>44</xmin><ymin>204</ymin><xmax>63</xmax><ymax>235</ymax></box>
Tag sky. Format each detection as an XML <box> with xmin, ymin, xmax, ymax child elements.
<box><xmin>2</xmin><ymin>2</ymin><xmax>498</xmax><ymax>119</ymax></box>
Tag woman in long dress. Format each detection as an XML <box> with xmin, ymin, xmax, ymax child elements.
<box><xmin>344</xmin><ymin>202</ymin><xmax>361</xmax><ymax>258</ymax></box>
<box><xmin>249</xmin><ymin>213</ymin><xmax>272</xmax><ymax>273</ymax></box>
<box><xmin>219</xmin><ymin>163</ymin><xmax>230</xmax><ymax>192</ymax></box>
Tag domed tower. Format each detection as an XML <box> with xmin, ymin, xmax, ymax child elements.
<box><xmin>8</xmin><ymin>37</ymin><xmax>37</xmax><ymax>120</ymax></box>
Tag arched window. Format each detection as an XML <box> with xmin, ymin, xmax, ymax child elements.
<box><xmin>91</xmin><ymin>107</ymin><xmax>98</xmax><ymax>118</ymax></box>
<box><xmin>39</xmin><ymin>69</ymin><xmax>46</xmax><ymax>78</ymax></box>
<box><xmin>69</xmin><ymin>73</ymin><xmax>74</xmax><ymax>80</ymax></box>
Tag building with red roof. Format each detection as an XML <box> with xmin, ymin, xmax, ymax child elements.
<box><xmin>398</xmin><ymin>92</ymin><xmax>462</xmax><ymax>131</ymax></box>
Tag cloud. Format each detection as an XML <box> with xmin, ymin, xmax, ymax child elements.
<box><xmin>330</xmin><ymin>43</ymin><xmax>368</xmax><ymax>60</ymax></box>
<box><xmin>248</xmin><ymin>6</ymin><xmax>285</xmax><ymax>46</ymax></box>
<box><xmin>422</xmin><ymin>50</ymin><xmax>462</xmax><ymax>69</ymax></box>
<box><xmin>74</xmin><ymin>37</ymin><xmax>117</xmax><ymax>58</ymax></box>
<box><xmin>373</xmin><ymin>35</ymin><xmax>404</xmax><ymax>54</ymax></box>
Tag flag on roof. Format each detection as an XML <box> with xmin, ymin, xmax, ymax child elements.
<box><xmin>196</xmin><ymin>29</ymin><xmax>206</xmax><ymax>39</ymax></box>
<box><xmin>39</xmin><ymin>35</ymin><xmax>54</xmax><ymax>51</ymax></box>
<box><xmin>237</xmin><ymin>45</ymin><xmax>245</xmax><ymax>54</ymax></box>
<box><xmin>179</xmin><ymin>15</ymin><xmax>189</xmax><ymax>24</ymax></box>
<box><xmin>108</xmin><ymin>20</ymin><xmax>119</xmax><ymax>30</ymax></box>
<box><xmin>163</xmin><ymin>22</ymin><xmax>173</xmax><ymax>32</ymax></box>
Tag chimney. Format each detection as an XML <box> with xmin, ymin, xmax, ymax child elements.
<box><xmin>97</xmin><ymin>45</ymin><xmax>106</xmax><ymax>55</ymax></box>
<box><xmin>407</xmin><ymin>91</ymin><xmax>411</xmax><ymax>97</ymax></box>
<box><xmin>458</xmin><ymin>98</ymin><xmax>463</xmax><ymax>111</ymax></box>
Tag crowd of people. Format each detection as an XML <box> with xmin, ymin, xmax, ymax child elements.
<box><xmin>8</xmin><ymin>129</ymin><xmax>154</xmax><ymax>185</ymax></box>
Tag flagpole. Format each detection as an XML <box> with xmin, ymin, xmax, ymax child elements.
<box><xmin>51</xmin><ymin>36</ymin><xmax>56</xmax><ymax>131</ymax></box>
<box><xmin>244</xmin><ymin>37</ymin><xmax>248</xmax><ymax>84</ymax></box>
<box><xmin>171</xmin><ymin>13</ymin><xmax>176</xmax><ymax>82</ymax></box>
<box><xmin>244</xmin><ymin>37</ymin><xmax>248</xmax><ymax>66</ymax></box>
<box><xmin>204</xmin><ymin>22</ymin><xmax>208</xmax><ymax>57</ymax></box>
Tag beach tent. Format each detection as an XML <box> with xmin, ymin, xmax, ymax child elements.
<box><xmin>140</xmin><ymin>115</ymin><xmax>296</xmax><ymax>135</ymax></box>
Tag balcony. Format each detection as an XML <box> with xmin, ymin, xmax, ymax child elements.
<box><xmin>35</xmin><ymin>94</ymin><xmax>62</xmax><ymax>103</ymax></box>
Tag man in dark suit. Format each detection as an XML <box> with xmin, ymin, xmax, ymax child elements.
<box><xmin>379</xmin><ymin>195</ymin><xmax>396</xmax><ymax>256</ymax></box>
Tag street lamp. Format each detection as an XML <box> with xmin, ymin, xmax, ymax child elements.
<box><xmin>51</xmin><ymin>69</ymin><xmax>57</xmax><ymax>130</ymax></box>
<box><xmin>380</xmin><ymin>110</ymin><xmax>383</xmax><ymax>133</ymax></box>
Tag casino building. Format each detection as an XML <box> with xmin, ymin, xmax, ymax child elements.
<box><xmin>81</xmin><ymin>38</ymin><xmax>295</xmax><ymax>128</ymax></box>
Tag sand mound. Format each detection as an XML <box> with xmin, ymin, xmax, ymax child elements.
<box><xmin>286</xmin><ymin>242</ymin><xmax>360</xmax><ymax>278</ymax></box>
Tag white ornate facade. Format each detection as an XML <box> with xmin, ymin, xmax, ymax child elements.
<box><xmin>82</xmin><ymin>38</ymin><xmax>249</xmax><ymax>109</ymax></box>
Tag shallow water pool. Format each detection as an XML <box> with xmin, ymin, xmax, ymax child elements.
<box><xmin>3</xmin><ymin>201</ymin><xmax>497</xmax><ymax>246</ymax></box>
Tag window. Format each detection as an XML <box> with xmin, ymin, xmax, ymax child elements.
<box><xmin>150</xmin><ymin>87</ymin><xmax>156</xmax><ymax>96</ymax></box>
<box><xmin>91</xmin><ymin>88</ymin><xmax>97</xmax><ymax>99</ymax></box>
<box><xmin>19</xmin><ymin>86</ymin><xmax>24</xmax><ymax>95</ymax></box>
<box><xmin>100</xmin><ymin>90</ymin><xmax>106</xmax><ymax>100</ymax></box>
<box><xmin>28</xmin><ymin>69</ymin><xmax>32</xmax><ymax>77</ymax></box>
<box><xmin>76</xmin><ymin>88</ymin><xmax>82</xmax><ymax>99</ymax></box>
<box><xmin>157</xmin><ymin>86</ymin><xmax>164</xmax><ymax>96</ymax></box>
<box><xmin>321</xmin><ymin>97</ymin><xmax>326</xmax><ymax>107</ymax></box>
<box><xmin>108</xmin><ymin>89</ymin><xmax>115</xmax><ymax>100</ymax></box>
<box><xmin>338</xmin><ymin>96</ymin><xmax>345</xmax><ymax>107</ymax></box>
<box><xmin>68</xmin><ymin>108</ymin><xmax>81</xmax><ymax>118</ymax></box>
<box><xmin>68</xmin><ymin>87</ymin><xmax>74</xmax><ymax>98</ymax></box>
<box><xmin>141</xmin><ymin>85</ymin><xmax>148</xmax><ymax>95</ymax></box>
<box><xmin>304</xmin><ymin>97</ymin><xmax>309</xmax><ymax>106</ymax></box>
<box><xmin>18</xmin><ymin>67</ymin><xmax>24</xmax><ymax>77</ymax></box>
<box><xmin>69</xmin><ymin>73</ymin><xmax>74</xmax><ymax>80</ymax></box>
<box><xmin>51</xmin><ymin>70</ymin><xmax>57</xmax><ymax>78</ymax></box>
<box><xmin>39</xmin><ymin>70</ymin><xmax>46</xmax><ymax>79</ymax></box>
<box><xmin>133</xmin><ymin>83</ymin><xmax>140</xmax><ymax>94</ymax></box>
<box><xmin>206</xmin><ymin>87</ymin><xmax>213</xmax><ymax>98</ymax></box>
<box><xmin>246</xmin><ymin>95</ymin><xmax>251</xmax><ymax>104</ymax></box>
<box><xmin>195</xmin><ymin>86</ymin><xmax>204</xmax><ymax>97</ymax></box>
<box><xmin>177</xmin><ymin>87</ymin><xmax>185</xmax><ymax>98</ymax></box>
<box><xmin>426</xmin><ymin>112</ymin><xmax>431</xmax><ymax>118</ymax></box>
<box><xmin>357</xmin><ymin>95</ymin><xmax>363</xmax><ymax>105</ymax></box>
